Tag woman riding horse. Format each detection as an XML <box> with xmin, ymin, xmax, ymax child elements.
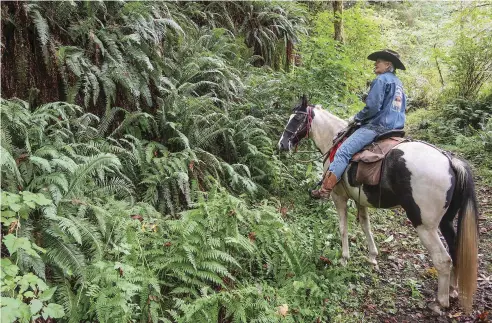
<box><xmin>311</xmin><ymin>49</ymin><xmax>407</xmax><ymax>199</ymax></box>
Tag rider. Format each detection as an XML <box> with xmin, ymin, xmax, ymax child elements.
<box><xmin>311</xmin><ymin>49</ymin><xmax>407</xmax><ymax>199</ymax></box>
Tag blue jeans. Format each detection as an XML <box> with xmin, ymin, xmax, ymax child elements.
<box><xmin>328</xmin><ymin>126</ymin><xmax>380</xmax><ymax>179</ymax></box>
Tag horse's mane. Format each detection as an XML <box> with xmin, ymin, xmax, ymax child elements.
<box><xmin>309</xmin><ymin>105</ymin><xmax>347</xmax><ymax>154</ymax></box>
<box><xmin>312</xmin><ymin>105</ymin><xmax>347</xmax><ymax>124</ymax></box>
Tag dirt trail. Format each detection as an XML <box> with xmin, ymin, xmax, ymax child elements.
<box><xmin>350</xmin><ymin>178</ymin><xmax>491</xmax><ymax>323</ymax></box>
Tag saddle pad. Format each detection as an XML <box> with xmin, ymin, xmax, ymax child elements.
<box><xmin>329</xmin><ymin>140</ymin><xmax>345</xmax><ymax>162</ymax></box>
<box><xmin>352</xmin><ymin>137</ymin><xmax>407</xmax><ymax>185</ymax></box>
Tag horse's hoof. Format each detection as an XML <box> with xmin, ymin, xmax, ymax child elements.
<box><xmin>367</xmin><ymin>257</ymin><xmax>378</xmax><ymax>267</ymax></box>
<box><xmin>450</xmin><ymin>289</ymin><xmax>458</xmax><ymax>299</ymax></box>
<box><xmin>428</xmin><ymin>302</ymin><xmax>443</xmax><ymax>316</ymax></box>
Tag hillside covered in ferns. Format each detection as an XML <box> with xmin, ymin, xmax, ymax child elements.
<box><xmin>1</xmin><ymin>1</ymin><xmax>491</xmax><ymax>322</ymax></box>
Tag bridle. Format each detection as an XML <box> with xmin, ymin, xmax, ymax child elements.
<box><xmin>282</xmin><ymin>105</ymin><xmax>314</xmax><ymax>148</ymax></box>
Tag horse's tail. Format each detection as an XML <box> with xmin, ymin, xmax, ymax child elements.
<box><xmin>450</xmin><ymin>157</ymin><xmax>479</xmax><ymax>312</ymax></box>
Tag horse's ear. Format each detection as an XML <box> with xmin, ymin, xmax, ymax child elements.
<box><xmin>301</xmin><ymin>94</ymin><xmax>308</xmax><ymax>109</ymax></box>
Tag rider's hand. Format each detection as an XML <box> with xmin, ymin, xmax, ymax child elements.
<box><xmin>347</xmin><ymin>116</ymin><xmax>356</xmax><ymax>125</ymax></box>
<box><xmin>361</xmin><ymin>93</ymin><xmax>368</xmax><ymax>103</ymax></box>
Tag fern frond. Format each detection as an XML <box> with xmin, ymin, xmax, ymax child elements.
<box><xmin>97</xmin><ymin>107</ymin><xmax>125</xmax><ymax>136</ymax></box>
<box><xmin>46</xmin><ymin>214</ymin><xmax>83</xmax><ymax>245</ymax></box>
<box><xmin>25</xmin><ymin>3</ymin><xmax>50</xmax><ymax>62</ymax></box>
<box><xmin>109</xmin><ymin>112</ymin><xmax>154</xmax><ymax>137</ymax></box>
<box><xmin>45</xmin><ymin>228</ymin><xmax>87</xmax><ymax>277</ymax></box>
<box><xmin>0</xmin><ymin>145</ymin><xmax>24</xmax><ymax>185</ymax></box>
<box><xmin>68</xmin><ymin>215</ymin><xmax>103</xmax><ymax>259</ymax></box>
<box><xmin>65</xmin><ymin>153</ymin><xmax>121</xmax><ymax>197</ymax></box>
<box><xmin>55</xmin><ymin>279</ymin><xmax>85</xmax><ymax>323</ymax></box>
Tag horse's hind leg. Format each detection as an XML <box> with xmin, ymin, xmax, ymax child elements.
<box><xmin>416</xmin><ymin>225</ymin><xmax>452</xmax><ymax>312</ymax></box>
<box><xmin>439</xmin><ymin>219</ymin><xmax>458</xmax><ymax>298</ymax></box>
<box><xmin>358</xmin><ymin>206</ymin><xmax>378</xmax><ymax>268</ymax></box>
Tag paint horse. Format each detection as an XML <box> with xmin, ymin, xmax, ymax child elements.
<box><xmin>277</xmin><ymin>96</ymin><xmax>479</xmax><ymax>314</ymax></box>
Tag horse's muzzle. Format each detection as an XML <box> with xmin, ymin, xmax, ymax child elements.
<box><xmin>277</xmin><ymin>141</ymin><xmax>291</xmax><ymax>152</ymax></box>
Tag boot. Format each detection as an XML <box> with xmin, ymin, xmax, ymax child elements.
<box><xmin>311</xmin><ymin>171</ymin><xmax>338</xmax><ymax>199</ymax></box>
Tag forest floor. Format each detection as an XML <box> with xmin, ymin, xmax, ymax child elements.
<box><xmin>340</xmin><ymin>176</ymin><xmax>492</xmax><ymax>323</ymax></box>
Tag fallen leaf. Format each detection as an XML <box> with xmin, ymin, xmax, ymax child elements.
<box><xmin>277</xmin><ymin>304</ymin><xmax>288</xmax><ymax>317</ymax></box>
<box><xmin>384</xmin><ymin>235</ymin><xmax>394</xmax><ymax>243</ymax></box>
<box><xmin>131</xmin><ymin>214</ymin><xmax>143</xmax><ymax>222</ymax></box>
<box><xmin>8</xmin><ymin>221</ymin><xmax>18</xmax><ymax>234</ymax></box>
<box><xmin>425</xmin><ymin>267</ymin><xmax>438</xmax><ymax>278</ymax></box>
<box><xmin>476</xmin><ymin>311</ymin><xmax>489</xmax><ymax>322</ymax></box>
<box><xmin>448</xmin><ymin>312</ymin><xmax>462</xmax><ymax>318</ymax></box>
<box><xmin>319</xmin><ymin>256</ymin><xmax>332</xmax><ymax>265</ymax></box>
<box><xmin>248</xmin><ymin>232</ymin><xmax>256</xmax><ymax>242</ymax></box>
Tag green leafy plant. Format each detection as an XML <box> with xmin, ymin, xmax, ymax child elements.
<box><xmin>1</xmin><ymin>191</ymin><xmax>65</xmax><ymax>323</ymax></box>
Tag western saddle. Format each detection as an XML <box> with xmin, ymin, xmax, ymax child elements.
<box><xmin>328</xmin><ymin>127</ymin><xmax>407</xmax><ymax>186</ymax></box>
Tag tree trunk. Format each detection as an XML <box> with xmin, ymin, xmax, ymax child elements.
<box><xmin>433</xmin><ymin>44</ymin><xmax>445</xmax><ymax>87</ymax></box>
<box><xmin>332</xmin><ymin>1</ymin><xmax>345</xmax><ymax>44</ymax></box>
<box><xmin>285</xmin><ymin>40</ymin><xmax>293</xmax><ymax>72</ymax></box>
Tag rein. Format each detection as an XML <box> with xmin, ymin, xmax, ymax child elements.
<box><xmin>295</xmin><ymin>151</ymin><xmax>329</xmax><ymax>164</ymax></box>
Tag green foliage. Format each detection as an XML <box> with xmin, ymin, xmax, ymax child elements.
<box><xmin>3</xmin><ymin>0</ymin><xmax>309</xmax><ymax>112</ymax></box>
<box><xmin>155</xmin><ymin>189</ymin><xmax>353</xmax><ymax>322</ymax></box>
<box><xmin>408</xmin><ymin>95</ymin><xmax>492</xmax><ymax>144</ymax></box>
<box><xmin>1</xmin><ymin>191</ymin><xmax>50</xmax><ymax>226</ymax></box>
<box><xmin>173</xmin><ymin>283</ymin><xmax>279</xmax><ymax>323</ymax></box>
<box><xmin>1</xmin><ymin>192</ymin><xmax>65</xmax><ymax>323</ymax></box>
<box><xmin>444</xmin><ymin>3</ymin><xmax>492</xmax><ymax>100</ymax></box>
<box><xmin>238</xmin><ymin>1</ymin><xmax>307</xmax><ymax>69</ymax></box>
<box><xmin>292</xmin><ymin>3</ymin><xmax>387</xmax><ymax>114</ymax></box>
<box><xmin>4</xmin><ymin>1</ymin><xmax>491</xmax><ymax>322</ymax></box>
<box><xmin>454</xmin><ymin>118</ymin><xmax>492</xmax><ymax>176</ymax></box>
<box><xmin>442</xmin><ymin>97</ymin><xmax>492</xmax><ymax>132</ymax></box>
<box><xmin>407</xmin><ymin>94</ymin><xmax>492</xmax><ymax>183</ymax></box>
<box><xmin>1</xmin><ymin>265</ymin><xmax>64</xmax><ymax>323</ymax></box>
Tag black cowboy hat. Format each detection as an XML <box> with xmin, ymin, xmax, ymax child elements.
<box><xmin>367</xmin><ymin>49</ymin><xmax>406</xmax><ymax>70</ymax></box>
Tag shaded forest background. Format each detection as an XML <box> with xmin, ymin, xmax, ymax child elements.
<box><xmin>1</xmin><ymin>1</ymin><xmax>491</xmax><ymax>322</ymax></box>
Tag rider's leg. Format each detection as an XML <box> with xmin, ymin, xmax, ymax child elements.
<box><xmin>329</xmin><ymin>127</ymin><xmax>379</xmax><ymax>178</ymax></box>
<box><xmin>311</xmin><ymin>127</ymin><xmax>379</xmax><ymax>199</ymax></box>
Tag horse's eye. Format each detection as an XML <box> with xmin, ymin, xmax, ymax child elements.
<box><xmin>294</xmin><ymin>114</ymin><xmax>303</xmax><ymax>120</ymax></box>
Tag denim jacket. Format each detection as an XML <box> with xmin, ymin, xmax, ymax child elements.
<box><xmin>355</xmin><ymin>72</ymin><xmax>406</xmax><ymax>131</ymax></box>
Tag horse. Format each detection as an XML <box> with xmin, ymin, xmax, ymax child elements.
<box><xmin>277</xmin><ymin>96</ymin><xmax>479</xmax><ymax>314</ymax></box>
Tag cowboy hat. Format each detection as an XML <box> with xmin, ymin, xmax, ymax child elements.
<box><xmin>367</xmin><ymin>49</ymin><xmax>406</xmax><ymax>70</ymax></box>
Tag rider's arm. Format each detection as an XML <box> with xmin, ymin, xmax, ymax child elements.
<box><xmin>355</xmin><ymin>78</ymin><xmax>386</xmax><ymax>122</ymax></box>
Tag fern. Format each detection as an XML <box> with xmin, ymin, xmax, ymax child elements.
<box><xmin>0</xmin><ymin>2</ymin><xmax>323</xmax><ymax>321</ymax></box>
<box><xmin>25</xmin><ymin>4</ymin><xmax>50</xmax><ymax>62</ymax></box>
<box><xmin>109</xmin><ymin>111</ymin><xmax>155</xmax><ymax>137</ymax></box>
<box><xmin>0</xmin><ymin>145</ymin><xmax>24</xmax><ymax>187</ymax></box>
<box><xmin>54</xmin><ymin>278</ymin><xmax>86</xmax><ymax>323</ymax></box>
<box><xmin>65</xmin><ymin>153</ymin><xmax>121</xmax><ymax>197</ymax></box>
<box><xmin>44</xmin><ymin>228</ymin><xmax>87</xmax><ymax>277</ymax></box>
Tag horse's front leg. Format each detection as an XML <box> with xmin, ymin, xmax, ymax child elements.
<box><xmin>332</xmin><ymin>192</ymin><xmax>349</xmax><ymax>266</ymax></box>
<box><xmin>358</xmin><ymin>205</ymin><xmax>379</xmax><ymax>268</ymax></box>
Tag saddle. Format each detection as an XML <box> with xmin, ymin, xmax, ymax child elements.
<box><xmin>351</xmin><ymin>130</ymin><xmax>407</xmax><ymax>185</ymax></box>
<box><xmin>326</xmin><ymin>126</ymin><xmax>407</xmax><ymax>186</ymax></box>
